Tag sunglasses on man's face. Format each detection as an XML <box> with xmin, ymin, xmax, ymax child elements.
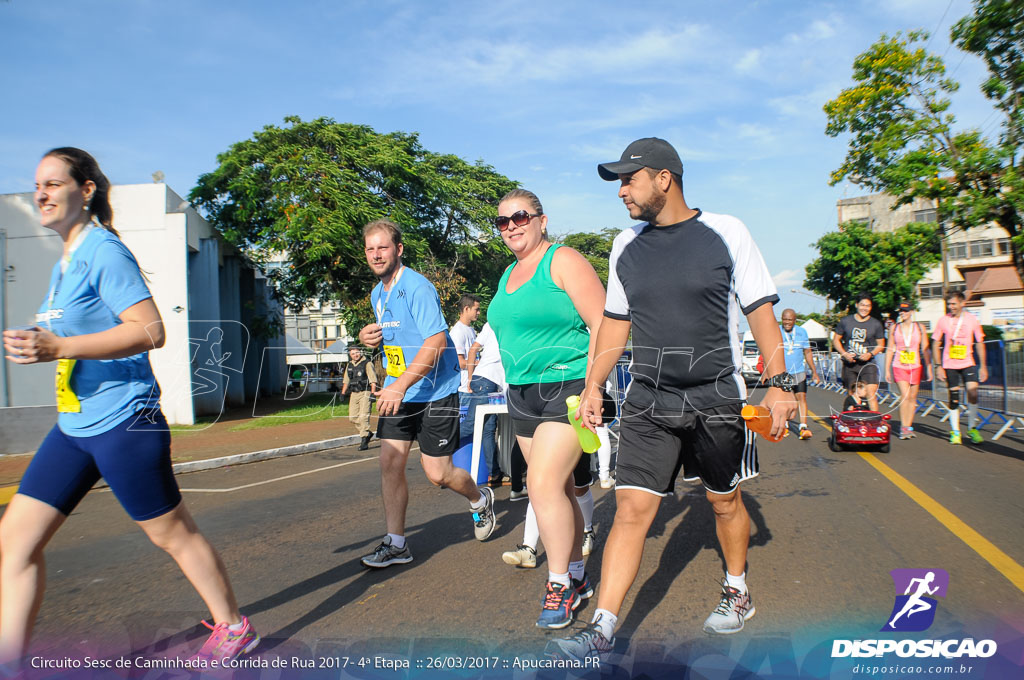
<box><xmin>494</xmin><ymin>210</ymin><xmax>541</xmax><ymax>231</ymax></box>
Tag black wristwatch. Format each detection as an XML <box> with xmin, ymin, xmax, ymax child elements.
<box><xmin>764</xmin><ymin>372</ymin><xmax>796</xmax><ymax>392</ymax></box>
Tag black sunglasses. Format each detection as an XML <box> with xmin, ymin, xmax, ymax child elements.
<box><xmin>495</xmin><ymin>210</ymin><xmax>541</xmax><ymax>231</ymax></box>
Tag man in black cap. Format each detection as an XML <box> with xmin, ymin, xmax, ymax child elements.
<box><xmin>548</xmin><ymin>137</ymin><xmax>796</xmax><ymax>659</ymax></box>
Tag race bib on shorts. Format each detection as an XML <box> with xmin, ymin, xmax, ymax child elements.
<box><xmin>55</xmin><ymin>359</ymin><xmax>82</xmax><ymax>413</ymax></box>
<box><xmin>899</xmin><ymin>350</ymin><xmax>917</xmax><ymax>365</ymax></box>
<box><xmin>949</xmin><ymin>345</ymin><xmax>968</xmax><ymax>360</ymax></box>
<box><xmin>383</xmin><ymin>345</ymin><xmax>407</xmax><ymax>378</ymax></box>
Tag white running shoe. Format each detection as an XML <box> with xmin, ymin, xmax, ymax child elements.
<box><xmin>702</xmin><ymin>578</ymin><xmax>755</xmax><ymax>634</ymax></box>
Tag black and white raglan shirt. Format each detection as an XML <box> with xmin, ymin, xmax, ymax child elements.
<box><xmin>605</xmin><ymin>210</ymin><xmax>778</xmax><ymax>412</ymax></box>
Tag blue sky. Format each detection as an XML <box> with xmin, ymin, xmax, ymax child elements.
<box><xmin>0</xmin><ymin>0</ymin><xmax>998</xmax><ymax>317</ymax></box>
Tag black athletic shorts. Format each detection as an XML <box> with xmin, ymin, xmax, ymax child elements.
<box><xmin>506</xmin><ymin>378</ymin><xmax>587</xmax><ymax>438</ymax></box>
<box><xmin>573</xmin><ymin>451</ymin><xmax>593</xmax><ymax>488</ymax></box>
<box><xmin>945</xmin><ymin>365</ymin><xmax>980</xmax><ymax>389</ymax></box>
<box><xmin>615</xmin><ymin>401</ymin><xmax>758</xmax><ymax>495</ymax></box>
<box><xmin>842</xmin><ymin>361</ymin><xmax>879</xmax><ymax>389</ymax></box>
<box><xmin>794</xmin><ymin>377</ymin><xmax>808</xmax><ymax>394</ymax></box>
<box><xmin>376</xmin><ymin>392</ymin><xmax>459</xmax><ymax>457</ymax></box>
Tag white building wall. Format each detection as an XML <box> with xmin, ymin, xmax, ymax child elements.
<box><xmin>1</xmin><ymin>183</ymin><xmax>282</xmax><ymax>426</ymax></box>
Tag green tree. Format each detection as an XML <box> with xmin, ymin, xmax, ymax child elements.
<box><xmin>805</xmin><ymin>221</ymin><xmax>942</xmax><ymax>314</ymax></box>
<box><xmin>557</xmin><ymin>227</ymin><xmax>620</xmax><ymax>285</ymax></box>
<box><xmin>824</xmin><ymin>4</ymin><xmax>1024</xmax><ymax>286</ymax></box>
<box><xmin>189</xmin><ymin>116</ymin><xmax>517</xmax><ymax>330</ymax></box>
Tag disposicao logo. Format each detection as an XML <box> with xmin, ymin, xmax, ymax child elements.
<box><xmin>883</xmin><ymin>568</ymin><xmax>948</xmax><ymax>632</ymax></box>
<box><xmin>831</xmin><ymin>568</ymin><xmax>998</xmax><ymax>659</ymax></box>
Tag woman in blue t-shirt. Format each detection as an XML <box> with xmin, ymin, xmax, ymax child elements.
<box><xmin>1</xmin><ymin>148</ymin><xmax>258</xmax><ymax>668</ymax></box>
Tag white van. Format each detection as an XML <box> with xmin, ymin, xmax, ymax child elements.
<box><xmin>740</xmin><ymin>330</ymin><xmax>761</xmax><ymax>385</ymax></box>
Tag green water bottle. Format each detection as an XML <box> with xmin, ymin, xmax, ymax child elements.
<box><xmin>566</xmin><ymin>395</ymin><xmax>601</xmax><ymax>453</ymax></box>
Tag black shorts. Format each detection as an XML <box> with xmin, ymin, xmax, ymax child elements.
<box><xmin>506</xmin><ymin>378</ymin><xmax>587</xmax><ymax>438</ymax></box>
<box><xmin>615</xmin><ymin>401</ymin><xmax>758</xmax><ymax>495</ymax></box>
<box><xmin>794</xmin><ymin>377</ymin><xmax>808</xmax><ymax>394</ymax></box>
<box><xmin>573</xmin><ymin>452</ymin><xmax>593</xmax><ymax>488</ymax></box>
<box><xmin>945</xmin><ymin>365</ymin><xmax>980</xmax><ymax>389</ymax></box>
<box><xmin>376</xmin><ymin>392</ymin><xmax>459</xmax><ymax>457</ymax></box>
<box><xmin>842</xmin><ymin>361</ymin><xmax>879</xmax><ymax>389</ymax></box>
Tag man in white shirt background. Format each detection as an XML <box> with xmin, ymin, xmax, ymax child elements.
<box><xmin>450</xmin><ymin>294</ymin><xmax>480</xmax><ymax>395</ymax></box>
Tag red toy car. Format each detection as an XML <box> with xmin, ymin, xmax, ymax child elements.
<box><xmin>828</xmin><ymin>410</ymin><xmax>892</xmax><ymax>453</ymax></box>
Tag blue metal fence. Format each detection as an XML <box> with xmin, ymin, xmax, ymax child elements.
<box><xmin>812</xmin><ymin>339</ymin><xmax>1024</xmax><ymax>439</ymax></box>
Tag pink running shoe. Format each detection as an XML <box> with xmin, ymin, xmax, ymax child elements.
<box><xmin>195</xmin><ymin>616</ymin><xmax>260</xmax><ymax>663</ymax></box>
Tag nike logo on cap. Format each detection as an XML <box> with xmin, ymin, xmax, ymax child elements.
<box><xmin>630</xmin><ymin>155</ymin><xmax>642</xmax><ymax>159</ymax></box>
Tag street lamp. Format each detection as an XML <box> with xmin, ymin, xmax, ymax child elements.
<box><xmin>790</xmin><ymin>288</ymin><xmax>831</xmax><ymax>313</ymax></box>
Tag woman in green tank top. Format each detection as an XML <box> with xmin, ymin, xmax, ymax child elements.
<box><xmin>487</xmin><ymin>189</ymin><xmax>606</xmax><ymax>629</ymax></box>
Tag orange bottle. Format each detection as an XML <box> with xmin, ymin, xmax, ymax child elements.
<box><xmin>741</xmin><ymin>404</ymin><xmax>788</xmax><ymax>442</ymax></box>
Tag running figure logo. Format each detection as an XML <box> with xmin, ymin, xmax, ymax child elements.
<box><xmin>882</xmin><ymin>568</ymin><xmax>949</xmax><ymax>632</ymax></box>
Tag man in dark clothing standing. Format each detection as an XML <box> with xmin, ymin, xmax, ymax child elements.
<box><xmin>342</xmin><ymin>346</ymin><xmax>378</xmax><ymax>450</ymax></box>
<box><xmin>833</xmin><ymin>295</ymin><xmax>886</xmax><ymax>411</ymax></box>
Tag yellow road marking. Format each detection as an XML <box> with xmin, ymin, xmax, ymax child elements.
<box><xmin>0</xmin><ymin>485</ymin><xmax>16</xmax><ymax>506</ymax></box>
<box><xmin>808</xmin><ymin>409</ymin><xmax>1024</xmax><ymax>593</ymax></box>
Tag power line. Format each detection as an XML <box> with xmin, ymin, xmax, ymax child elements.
<box><xmin>925</xmin><ymin>0</ymin><xmax>955</xmax><ymax>53</ymax></box>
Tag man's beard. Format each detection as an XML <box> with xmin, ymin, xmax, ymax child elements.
<box><xmin>635</xmin><ymin>191</ymin><xmax>667</xmax><ymax>224</ymax></box>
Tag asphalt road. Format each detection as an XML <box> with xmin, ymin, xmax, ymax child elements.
<box><xmin>11</xmin><ymin>386</ymin><xmax>1024</xmax><ymax>678</ymax></box>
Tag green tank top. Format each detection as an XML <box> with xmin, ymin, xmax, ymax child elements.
<box><xmin>487</xmin><ymin>244</ymin><xmax>590</xmax><ymax>385</ymax></box>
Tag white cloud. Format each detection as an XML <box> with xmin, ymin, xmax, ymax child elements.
<box><xmin>785</xmin><ymin>17</ymin><xmax>837</xmax><ymax>44</ymax></box>
<box><xmin>807</xmin><ymin>19</ymin><xmax>837</xmax><ymax>41</ymax></box>
<box><xmin>345</xmin><ymin>24</ymin><xmax>718</xmax><ymax>106</ymax></box>
<box><xmin>772</xmin><ymin>269</ymin><xmax>804</xmax><ymax>287</ymax></box>
<box><xmin>735</xmin><ymin>49</ymin><xmax>761</xmax><ymax>74</ymax></box>
<box><xmin>737</xmin><ymin>122</ymin><xmax>777</xmax><ymax>145</ymax></box>
<box><xmin>768</xmin><ymin>83</ymin><xmax>842</xmax><ymax>119</ymax></box>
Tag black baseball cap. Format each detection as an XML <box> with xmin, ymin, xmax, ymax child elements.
<box><xmin>598</xmin><ymin>137</ymin><xmax>684</xmax><ymax>181</ymax></box>
<box><xmin>898</xmin><ymin>302</ymin><xmax>913</xmax><ymax>312</ymax></box>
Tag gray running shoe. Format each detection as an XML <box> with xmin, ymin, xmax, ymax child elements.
<box><xmin>501</xmin><ymin>544</ymin><xmax>537</xmax><ymax>568</ymax></box>
<box><xmin>702</xmin><ymin>578</ymin><xmax>755</xmax><ymax>634</ymax></box>
<box><xmin>510</xmin><ymin>488</ymin><xmax>529</xmax><ymax>501</ymax></box>
<box><xmin>361</xmin><ymin>536</ymin><xmax>412</xmax><ymax>568</ymax></box>
<box><xmin>473</xmin><ymin>487</ymin><xmax>496</xmax><ymax>540</ymax></box>
<box><xmin>581</xmin><ymin>529</ymin><xmax>597</xmax><ymax>557</ymax></box>
<box><xmin>545</xmin><ymin>622</ymin><xmax>614</xmax><ymax>661</ymax></box>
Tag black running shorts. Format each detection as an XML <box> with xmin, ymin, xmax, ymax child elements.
<box><xmin>506</xmin><ymin>378</ymin><xmax>587</xmax><ymax>438</ymax></box>
<box><xmin>573</xmin><ymin>450</ymin><xmax>593</xmax><ymax>488</ymax></box>
<box><xmin>376</xmin><ymin>392</ymin><xmax>459</xmax><ymax>457</ymax></box>
<box><xmin>842</xmin><ymin>361</ymin><xmax>879</xmax><ymax>389</ymax></box>
<box><xmin>615</xmin><ymin>401</ymin><xmax>758</xmax><ymax>495</ymax></box>
<box><xmin>945</xmin><ymin>365</ymin><xmax>980</xmax><ymax>389</ymax></box>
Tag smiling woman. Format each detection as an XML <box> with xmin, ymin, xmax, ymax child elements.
<box><xmin>486</xmin><ymin>187</ymin><xmax>607</xmax><ymax>631</ymax></box>
<box><xmin>35</xmin><ymin>148</ymin><xmax>118</xmax><ymax>237</ymax></box>
<box><xmin>0</xmin><ymin>148</ymin><xmax>260</xmax><ymax>669</ymax></box>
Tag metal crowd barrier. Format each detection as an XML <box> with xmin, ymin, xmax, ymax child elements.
<box><xmin>811</xmin><ymin>339</ymin><xmax>1024</xmax><ymax>440</ymax></box>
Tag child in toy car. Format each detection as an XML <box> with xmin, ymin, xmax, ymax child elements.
<box><xmin>831</xmin><ymin>382</ymin><xmax>892</xmax><ymax>452</ymax></box>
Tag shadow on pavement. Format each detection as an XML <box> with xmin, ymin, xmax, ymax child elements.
<box><xmin>578</xmin><ymin>487</ymin><xmax>772</xmax><ymax>645</ymax></box>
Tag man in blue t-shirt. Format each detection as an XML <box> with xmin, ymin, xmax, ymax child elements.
<box><xmin>779</xmin><ymin>309</ymin><xmax>820</xmax><ymax>439</ymax></box>
<box><xmin>357</xmin><ymin>219</ymin><xmax>497</xmax><ymax>569</ymax></box>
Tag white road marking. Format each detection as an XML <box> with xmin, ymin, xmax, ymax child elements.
<box><xmin>180</xmin><ymin>444</ymin><xmax>423</xmax><ymax>491</ymax></box>
<box><xmin>178</xmin><ymin>454</ymin><xmax>379</xmax><ymax>493</ymax></box>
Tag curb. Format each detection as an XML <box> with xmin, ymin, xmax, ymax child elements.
<box><xmin>0</xmin><ymin>435</ymin><xmax>365</xmax><ymax>503</ymax></box>
<box><xmin>172</xmin><ymin>434</ymin><xmax>364</xmax><ymax>475</ymax></box>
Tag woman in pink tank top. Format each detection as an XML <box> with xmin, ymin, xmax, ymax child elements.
<box><xmin>884</xmin><ymin>302</ymin><xmax>932</xmax><ymax>439</ymax></box>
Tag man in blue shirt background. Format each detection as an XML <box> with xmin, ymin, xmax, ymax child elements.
<box><xmin>780</xmin><ymin>308</ymin><xmax>820</xmax><ymax>439</ymax></box>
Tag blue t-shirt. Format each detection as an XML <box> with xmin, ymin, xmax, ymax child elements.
<box><xmin>35</xmin><ymin>226</ymin><xmax>160</xmax><ymax>436</ymax></box>
<box><xmin>371</xmin><ymin>267</ymin><xmax>460</xmax><ymax>403</ymax></box>
<box><xmin>780</xmin><ymin>324</ymin><xmax>811</xmax><ymax>375</ymax></box>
